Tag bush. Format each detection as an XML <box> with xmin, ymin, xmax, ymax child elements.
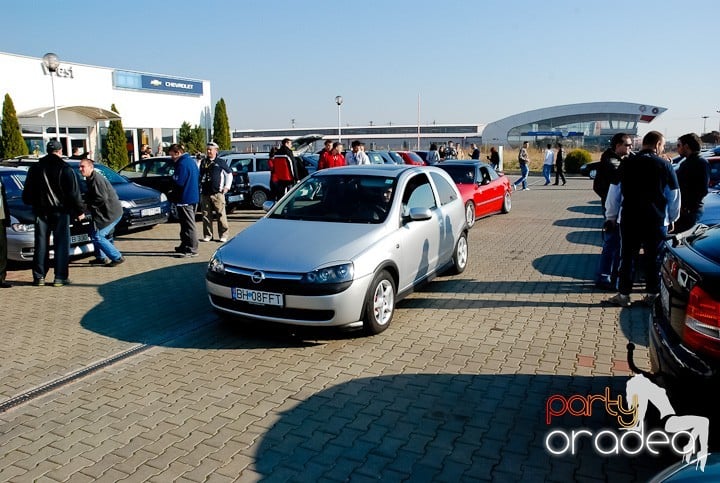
<box><xmin>564</xmin><ymin>149</ymin><xmax>592</xmax><ymax>174</ymax></box>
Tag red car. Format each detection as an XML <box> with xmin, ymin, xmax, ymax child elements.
<box><xmin>435</xmin><ymin>161</ymin><xmax>512</xmax><ymax>228</ymax></box>
<box><xmin>395</xmin><ymin>150</ymin><xmax>426</xmax><ymax>165</ymax></box>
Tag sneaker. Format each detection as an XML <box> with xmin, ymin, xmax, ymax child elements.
<box><xmin>183</xmin><ymin>252</ymin><xmax>199</xmax><ymax>258</ymax></box>
<box><xmin>107</xmin><ymin>257</ymin><xmax>125</xmax><ymax>267</ymax></box>
<box><xmin>32</xmin><ymin>278</ymin><xmax>45</xmax><ymax>287</ymax></box>
<box><xmin>523</xmin><ymin>187</ymin><xmax>530</xmax><ymax>191</ymax></box>
<box><xmin>200</xmin><ymin>237</ymin><xmax>212</xmax><ymax>242</ymax></box>
<box><xmin>52</xmin><ymin>279</ymin><xmax>71</xmax><ymax>287</ymax></box>
<box><xmin>512</xmin><ymin>184</ymin><xmax>517</xmax><ymax>192</ymax></box>
<box><xmin>642</xmin><ymin>293</ymin><xmax>659</xmax><ymax>307</ymax></box>
<box><xmin>219</xmin><ymin>237</ymin><xmax>227</xmax><ymax>243</ymax></box>
<box><xmin>606</xmin><ymin>293</ymin><xmax>630</xmax><ymax>307</ymax></box>
<box><xmin>89</xmin><ymin>258</ymin><xmax>108</xmax><ymax>265</ymax></box>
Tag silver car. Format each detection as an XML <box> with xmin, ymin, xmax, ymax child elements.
<box><xmin>206</xmin><ymin>164</ymin><xmax>469</xmax><ymax>335</ymax></box>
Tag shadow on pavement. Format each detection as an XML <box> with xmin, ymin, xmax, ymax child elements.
<box><xmin>254</xmin><ymin>374</ymin><xmax>673</xmax><ymax>481</ymax></box>
<box><xmin>532</xmin><ymin>253</ymin><xmax>596</xmax><ymax>280</ymax></box>
<box><xmin>566</xmin><ymin>230</ymin><xmax>602</xmax><ymax>247</ymax></box>
<box><xmin>80</xmin><ymin>263</ymin><xmax>352</xmax><ymax>349</ymax></box>
<box><xmin>567</xmin><ymin>204</ymin><xmax>603</xmax><ymax>216</ymax></box>
<box><xmin>553</xmin><ymin>217</ymin><xmax>602</xmax><ymax>229</ymax></box>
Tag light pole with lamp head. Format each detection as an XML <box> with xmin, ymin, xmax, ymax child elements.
<box><xmin>702</xmin><ymin>115</ymin><xmax>709</xmax><ymax>135</ymax></box>
<box><xmin>42</xmin><ymin>53</ymin><xmax>61</xmax><ymax>142</ymax></box>
<box><xmin>335</xmin><ymin>95</ymin><xmax>343</xmax><ymax>143</ymax></box>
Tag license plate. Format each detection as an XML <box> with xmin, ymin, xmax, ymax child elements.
<box><xmin>141</xmin><ymin>207</ymin><xmax>161</xmax><ymax>217</ymax></box>
<box><xmin>228</xmin><ymin>194</ymin><xmax>244</xmax><ymax>202</ymax></box>
<box><xmin>232</xmin><ymin>288</ymin><xmax>284</xmax><ymax>306</ymax></box>
<box><xmin>660</xmin><ymin>281</ymin><xmax>670</xmax><ymax>318</ymax></box>
<box><xmin>70</xmin><ymin>234</ymin><xmax>90</xmax><ymax>244</ymax></box>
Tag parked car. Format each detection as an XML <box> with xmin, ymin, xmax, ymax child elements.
<box><xmin>435</xmin><ymin>161</ymin><xmax>511</xmax><ymax>228</ymax></box>
<box><xmin>699</xmin><ymin>191</ymin><xmax>720</xmax><ymax>226</ymax></box>
<box><xmin>2</xmin><ymin>157</ymin><xmax>169</xmax><ymax>233</ymax></box>
<box><xmin>0</xmin><ymin>166</ymin><xmax>94</xmax><ymax>262</ymax></box>
<box><xmin>206</xmin><ymin>164</ymin><xmax>469</xmax><ymax>335</ymax></box>
<box><xmin>579</xmin><ymin>160</ymin><xmax>601</xmax><ymax>179</ymax></box>
<box><xmin>413</xmin><ymin>151</ymin><xmax>429</xmax><ymax>163</ymax></box>
<box><xmin>646</xmin><ymin>224</ymin><xmax>720</xmax><ymax>421</ymax></box>
<box><xmin>396</xmin><ymin>151</ymin><xmax>426</xmax><ymax>165</ymax></box>
<box><xmin>117</xmin><ymin>156</ymin><xmax>246</xmax><ymax>215</ymax></box>
<box><xmin>365</xmin><ymin>150</ymin><xmax>403</xmax><ymax>165</ymax></box>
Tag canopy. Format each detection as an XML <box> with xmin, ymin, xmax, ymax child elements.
<box><xmin>18</xmin><ymin>105</ymin><xmax>122</xmax><ymax>121</ymax></box>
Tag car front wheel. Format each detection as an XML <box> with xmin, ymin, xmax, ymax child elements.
<box><xmin>362</xmin><ymin>270</ymin><xmax>395</xmax><ymax>335</ymax></box>
<box><xmin>251</xmin><ymin>189</ymin><xmax>269</xmax><ymax>209</ymax></box>
<box><xmin>465</xmin><ymin>201</ymin><xmax>476</xmax><ymax>228</ymax></box>
<box><xmin>501</xmin><ymin>191</ymin><xmax>512</xmax><ymax>214</ymax></box>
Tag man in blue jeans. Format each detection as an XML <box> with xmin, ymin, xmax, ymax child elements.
<box><xmin>78</xmin><ymin>159</ymin><xmax>125</xmax><ymax>267</ymax></box>
<box><xmin>513</xmin><ymin>141</ymin><xmax>530</xmax><ymax>191</ymax></box>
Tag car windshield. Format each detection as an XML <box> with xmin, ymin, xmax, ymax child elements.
<box><xmin>270</xmin><ymin>174</ymin><xmax>397</xmax><ymax>223</ymax></box>
<box><xmin>90</xmin><ymin>164</ymin><xmax>128</xmax><ymax>184</ymax></box>
<box><xmin>437</xmin><ymin>165</ymin><xmax>476</xmax><ymax>184</ymax></box>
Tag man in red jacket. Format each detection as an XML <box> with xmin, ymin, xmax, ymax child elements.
<box><xmin>318</xmin><ymin>142</ymin><xmax>345</xmax><ymax>170</ymax></box>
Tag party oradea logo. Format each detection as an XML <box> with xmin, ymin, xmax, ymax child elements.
<box><xmin>545</xmin><ymin>374</ymin><xmax>709</xmax><ymax>472</ymax></box>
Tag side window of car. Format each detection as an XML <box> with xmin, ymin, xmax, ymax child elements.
<box><xmin>0</xmin><ymin>174</ymin><xmax>23</xmax><ymax>197</ymax></box>
<box><xmin>256</xmin><ymin>157</ymin><xmax>270</xmax><ymax>172</ymax></box>
<box><xmin>402</xmin><ymin>174</ymin><xmax>436</xmax><ymax>214</ymax></box>
<box><xmin>119</xmin><ymin>164</ymin><xmax>144</xmax><ymax>178</ymax></box>
<box><xmin>429</xmin><ymin>172</ymin><xmax>458</xmax><ymax>206</ymax></box>
<box><xmin>479</xmin><ymin>167</ymin><xmax>491</xmax><ymax>185</ymax></box>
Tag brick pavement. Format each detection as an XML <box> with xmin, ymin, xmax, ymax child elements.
<box><xmin>0</xmin><ymin>176</ymin><xmax>674</xmax><ymax>482</ymax></box>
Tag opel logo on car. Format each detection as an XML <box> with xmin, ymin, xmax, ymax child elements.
<box><xmin>251</xmin><ymin>271</ymin><xmax>265</xmax><ymax>284</ymax></box>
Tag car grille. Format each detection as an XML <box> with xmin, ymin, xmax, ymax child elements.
<box><xmin>210</xmin><ymin>295</ymin><xmax>334</xmax><ymax>321</ymax></box>
<box><xmin>134</xmin><ymin>197</ymin><xmax>159</xmax><ymax>205</ymax></box>
<box><xmin>207</xmin><ymin>268</ymin><xmax>352</xmax><ymax>295</ymax></box>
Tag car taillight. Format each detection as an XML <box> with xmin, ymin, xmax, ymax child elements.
<box><xmin>683</xmin><ymin>285</ymin><xmax>720</xmax><ymax>358</ymax></box>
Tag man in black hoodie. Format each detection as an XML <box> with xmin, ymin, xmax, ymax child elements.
<box><xmin>22</xmin><ymin>140</ymin><xmax>85</xmax><ymax>286</ymax></box>
<box><xmin>674</xmin><ymin>132</ymin><xmax>709</xmax><ymax>232</ymax></box>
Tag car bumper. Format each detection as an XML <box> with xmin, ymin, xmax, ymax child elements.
<box><xmin>7</xmin><ymin>232</ymin><xmax>94</xmax><ymax>262</ymax></box>
<box><xmin>206</xmin><ymin>274</ymin><xmax>372</xmax><ymax>327</ymax></box>
<box><xmin>119</xmin><ymin>202</ymin><xmax>171</xmax><ymax>231</ymax></box>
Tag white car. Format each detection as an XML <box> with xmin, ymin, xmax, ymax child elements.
<box><xmin>206</xmin><ymin>164</ymin><xmax>469</xmax><ymax>335</ymax></box>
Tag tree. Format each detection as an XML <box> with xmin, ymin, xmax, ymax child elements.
<box><xmin>213</xmin><ymin>98</ymin><xmax>231</xmax><ymax>150</ymax></box>
<box><xmin>178</xmin><ymin>121</ymin><xmax>193</xmax><ymax>149</ymax></box>
<box><xmin>178</xmin><ymin>121</ymin><xmax>206</xmax><ymax>154</ymax></box>
<box><xmin>105</xmin><ymin>104</ymin><xmax>127</xmax><ymax>170</ymax></box>
<box><xmin>191</xmin><ymin>124</ymin><xmax>206</xmax><ymax>154</ymax></box>
<box><xmin>1</xmin><ymin>93</ymin><xmax>29</xmax><ymax>159</ymax></box>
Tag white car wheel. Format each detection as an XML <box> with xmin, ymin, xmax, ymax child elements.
<box><xmin>465</xmin><ymin>201</ymin><xmax>476</xmax><ymax>228</ymax></box>
<box><xmin>363</xmin><ymin>270</ymin><xmax>395</xmax><ymax>335</ymax></box>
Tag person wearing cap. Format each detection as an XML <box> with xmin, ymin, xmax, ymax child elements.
<box><xmin>168</xmin><ymin>143</ymin><xmax>200</xmax><ymax>257</ymax></box>
<box><xmin>199</xmin><ymin>142</ymin><xmax>232</xmax><ymax>242</ymax></box>
<box><xmin>22</xmin><ymin>140</ymin><xmax>85</xmax><ymax>286</ymax></box>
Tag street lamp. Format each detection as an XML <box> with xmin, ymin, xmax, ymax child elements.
<box><xmin>702</xmin><ymin>115</ymin><xmax>709</xmax><ymax>135</ymax></box>
<box><xmin>335</xmin><ymin>95</ymin><xmax>343</xmax><ymax>143</ymax></box>
<box><xmin>42</xmin><ymin>52</ymin><xmax>61</xmax><ymax>141</ymax></box>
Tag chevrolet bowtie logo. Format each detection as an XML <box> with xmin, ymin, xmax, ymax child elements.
<box><xmin>150</xmin><ymin>79</ymin><xmax>162</xmax><ymax>86</ymax></box>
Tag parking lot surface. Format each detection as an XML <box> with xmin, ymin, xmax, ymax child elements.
<box><xmin>1</xmin><ymin>176</ymin><xmax>675</xmax><ymax>482</ymax></box>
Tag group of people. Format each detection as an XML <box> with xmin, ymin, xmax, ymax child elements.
<box><xmin>512</xmin><ymin>141</ymin><xmax>567</xmax><ymax>191</ymax></box>
<box><xmin>595</xmin><ymin>131</ymin><xmax>708</xmax><ymax>307</ymax></box>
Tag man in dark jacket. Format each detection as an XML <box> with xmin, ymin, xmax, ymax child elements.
<box><xmin>0</xmin><ymin>176</ymin><xmax>11</xmax><ymax>287</ymax></box>
<box><xmin>78</xmin><ymin>159</ymin><xmax>125</xmax><ymax>266</ymax></box>
<box><xmin>169</xmin><ymin>143</ymin><xmax>200</xmax><ymax>257</ymax></box>
<box><xmin>674</xmin><ymin>132</ymin><xmax>709</xmax><ymax>232</ymax></box>
<box><xmin>199</xmin><ymin>142</ymin><xmax>232</xmax><ymax>242</ymax></box>
<box><xmin>593</xmin><ymin>133</ymin><xmax>632</xmax><ymax>289</ymax></box>
<box><xmin>22</xmin><ymin>139</ymin><xmax>85</xmax><ymax>286</ymax></box>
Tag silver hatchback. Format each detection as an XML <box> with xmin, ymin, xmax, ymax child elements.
<box><xmin>206</xmin><ymin>164</ymin><xmax>469</xmax><ymax>335</ymax></box>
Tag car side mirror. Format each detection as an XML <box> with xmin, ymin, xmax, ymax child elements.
<box><xmin>407</xmin><ymin>207</ymin><xmax>432</xmax><ymax>221</ymax></box>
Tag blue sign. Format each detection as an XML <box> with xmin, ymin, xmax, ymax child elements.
<box><xmin>140</xmin><ymin>75</ymin><xmax>203</xmax><ymax>95</ymax></box>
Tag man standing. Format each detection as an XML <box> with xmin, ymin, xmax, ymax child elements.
<box><xmin>593</xmin><ymin>133</ymin><xmax>632</xmax><ymax>290</ymax></box>
<box><xmin>0</xmin><ymin>176</ymin><xmax>11</xmax><ymax>288</ymax></box>
<box><xmin>444</xmin><ymin>141</ymin><xmax>458</xmax><ymax>160</ymax></box>
<box><xmin>542</xmin><ymin>143</ymin><xmax>554</xmax><ymax>185</ymax></box>
<box><xmin>674</xmin><ymin>132</ymin><xmax>709</xmax><ymax>233</ymax></box>
<box><xmin>605</xmin><ymin>131</ymin><xmax>680</xmax><ymax>306</ymax></box>
<box><xmin>78</xmin><ymin>159</ymin><xmax>125</xmax><ymax>266</ymax></box>
<box><xmin>276</xmin><ymin>137</ymin><xmax>307</xmax><ymax>181</ymax></box>
<box><xmin>168</xmin><ymin>144</ymin><xmax>200</xmax><ymax>257</ymax></box>
<box><xmin>513</xmin><ymin>141</ymin><xmax>530</xmax><ymax>191</ymax></box>
<box><xmin>318</xmin><ymin>142</ymin><xmax>345</xmax><ymax>170</ymax></box>
<box><xmin>554</xmin><ymin>143</ymin><xmax>566</xmax><ymax>186</ymax></box>
<box><xmin>22</xmin><ymin>139</ymin><xmax>85</xmax><ymax>286</ymax></box>
<box><xmin>470</xmin><ymin>143</ymin><xmax>481</xmax><ymax>160</ymax></box>
<box><xmin>199</xmin><ymin>142</ymin><xmax>232</xmax><ymax>243</ymax></box>
<box><xmin>345</xmin><ymin>140</ymin><xmax>370</xmax><ymax>165</ymax></box>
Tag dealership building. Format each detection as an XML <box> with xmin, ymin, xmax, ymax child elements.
<box><xmin>0</xmin><ymin>51</ymin><xmax>211</xmax><ymax>161</ymax></box>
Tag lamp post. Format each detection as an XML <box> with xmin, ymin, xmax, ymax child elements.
<box><xmin>335</xmin><ymin>95</ymin><xmax>343</xmax><ymax>143</ymax></box>
<box><xmin>702</xmin><ymin>115</ymin><xmax>709</xmax><ymax>135</ymax></box>
<box><xmin>42</xmin><ymin>52</ymin><xmax>61</xmax><ymax>141</ymax></box>
<box><xmin>716</xmin><ymin>110</ymin><xmax>720</xmax><ymax>132</ymax></box>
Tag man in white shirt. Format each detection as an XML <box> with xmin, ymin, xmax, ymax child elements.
<box><xmin>345</xmin><ymin>140</ymin><xmax>370</xmax><ymax>165</ymax></box>
<box><xmin>542</xmin><ymin>143</ymin><xmax>554</xmax><ymax>185</ymax></box>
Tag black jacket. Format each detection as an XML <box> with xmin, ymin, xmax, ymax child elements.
<box><xmin>593</xmin><ymin>148</ymin><xmax>623</xmax><ymax>205</ymax></box>
<box><xmin>200</xmin><ymin>156</ymin><xmax>231</xmax><ymax>195</ymax></box>
<box><xmin>1</xmin><ymin>179</ymin><xmax>9</xmax><ymax>227</ymax></box>
<box><xmin>675</xmin><ymin>152</ymin><xmax>709</xmax><ymax>213</ymax></box>
<box><xmin>84</xmin><ymin>170</ymin><xmax>123</xmax><ymax>230</ymax></box>
<box><xmin>22</xmin><ymin>153</ymin><xmax>84</xmax><ymax>217</ymax></box>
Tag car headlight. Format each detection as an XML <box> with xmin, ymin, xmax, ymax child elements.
<box><xmin>160</xmin><ymin>193</ymin><xmax>168</xmax><ymax>202</ymax></box>
<box><xmin>120</xmin><ymin>200</ymin><xmax>135</xmax><ymax>208</ymax></box>
<box><xmin>10</xmin><ymin>222</ymin><xmax>34</xmax><ymax>233</ymax></box>
<box><xmin>302</xmin><ymin>263</ymin><xmax>354</xmax><ymax>284</ymax></box>
<box><xmin>208</xmin><ymin>253</ymin><xmax>225</xmax><ymax>274</ymax></box>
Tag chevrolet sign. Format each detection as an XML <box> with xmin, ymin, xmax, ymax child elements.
<box><xmin>140</xmin><ymin>75</ymin><xmax>203</xmax><ymax>95</ymax></box>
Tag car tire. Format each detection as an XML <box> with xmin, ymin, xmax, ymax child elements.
<box><xmin>501</xmin><ymin>191</ymin><xmax>512</xmax><ymax>214</ymax></box>
<box><xmin>448</xmin><ymin>231</ymin><xmax>468</xmax><ymax>275</ymax></box>
<box><xmin>362</xmin><ymin>270</ymin><xmax>396</xmax><ymax>335</ymax></box>
<box><xmin>251</xmin><ymin>189</ymin><xmax>269</xmax><ymax>209</ymax></box>
<box><xmin>465</xmin><ymin>201</ymin><xmax>475</xmax><ymax>228</ymax></box>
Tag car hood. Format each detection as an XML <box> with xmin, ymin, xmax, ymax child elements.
<box><xmin>113</xmin><ymin>181</ymin><xmax>164</xmax><ymax>201</ymax></box>
<box><xmin>7</xmin><ymin>197</ymin><xmax>33</xmax><ymax>224</ymax></box>
<box><xmin>217</xmin><ymin>218</ymin><xmax>389</xmax><ymax>272</ymax></box>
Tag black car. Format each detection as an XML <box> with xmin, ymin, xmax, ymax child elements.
<box><xmin>1</xmin><ymin>158</ymin><xmax>170</xmax><ymax>233</ymax></box>
<box><xmin>118</xmin><ymin>157</ymin><xmax>248</xmax><ymax>214</ymax></box>
<box><xmin>648</xmin><ymin>224</ymin><xmax>720</xmax><ymax>417</ymax></box>
<box><xmin>579</xmin><ymin>161</ymin><xmax>601</xmax><ymax>179</ymax></box>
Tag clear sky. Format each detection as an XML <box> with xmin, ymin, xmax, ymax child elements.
<box><xmin>2</xmin><ymin>0</ymin><xmax>718</xmax><ymax>140</ymax></box>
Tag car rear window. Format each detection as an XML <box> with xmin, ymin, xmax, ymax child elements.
<box><xmin>690</xmin><ymin>227</ymin><xmax>720</xmax><ymax>265</ymax></box>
